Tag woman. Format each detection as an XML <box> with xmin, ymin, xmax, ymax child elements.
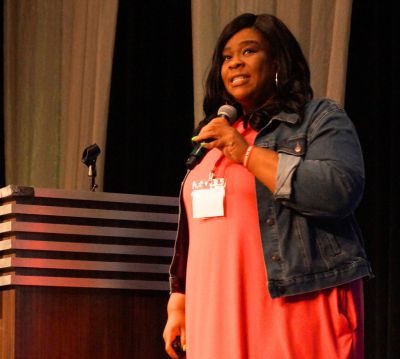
<box><xmin>163</xmin><ymin>13</ymin><xmax>373</xmax><ymax>359</ymax></box>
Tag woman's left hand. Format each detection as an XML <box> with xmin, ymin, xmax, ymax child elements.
<box><xmin>193</xmin><ymin>117</ymin><xmax>249</xmax><ymax>163</ymax></box>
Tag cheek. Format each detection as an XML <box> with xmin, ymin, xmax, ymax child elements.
<box><xmin>220</xmin><ymin>67</ymin><xmax>229</xmax><ymax>88</ymax></box>
<box><xmin>258</xmin><ymin>66</ymin><xmax>273</xmax><ymax>89</ymax></box>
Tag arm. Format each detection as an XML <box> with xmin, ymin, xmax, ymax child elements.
<box><xmin>195</xmin><ymin>117</ymin><xmax>279</xmax><ymax>193</ymax></box>
<box><xmin>245</xmin><ymin>146</ymin><xmax>279</xmax><ymax>193</ymax></box>
<box><xmin>195</xmin><ymin>104</ymin><xmax>364</xmax><ymax>219</ymax></box>
<box><xmin>272</xmin><ymin>106</ymin><xmax>365</xmax><ymax>218</ymax></box>
<box><xmin>163</xmin><ymin>293</ymin><xmax>186</xmax><ymax>358</ymax></box>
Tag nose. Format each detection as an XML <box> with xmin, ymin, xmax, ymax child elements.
<box><xmin>228</xmin><ymin>55</ymin><xmax>243</xmax><ymax>69</ymax></box>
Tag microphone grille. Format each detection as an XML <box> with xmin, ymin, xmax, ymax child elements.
<box><xmin>217</xmin><ymin>105</ymin><xmax>238</xmax><ymax>121</ymax></box>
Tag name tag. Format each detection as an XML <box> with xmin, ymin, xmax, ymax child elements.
<box><xmin>191</xmin><ymin>178</ymin><xmax>226</xmax><ymax>219</ymax></box>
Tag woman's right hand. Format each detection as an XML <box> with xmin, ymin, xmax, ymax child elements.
<box><xmin>163</xmin><ymin>293</ymin><xmax>186</xmax><ymax>358</ymax></box>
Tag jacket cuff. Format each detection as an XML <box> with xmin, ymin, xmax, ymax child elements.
<box><xmin>274</xmin><ymin>153</ymin><xmax>301</xmax><ymax>199</ymax></box>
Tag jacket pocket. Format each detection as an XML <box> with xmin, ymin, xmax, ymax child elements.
<box><xmin>276</xmin><ymin>135</ymin><xmax>307</xmax><ymax>156</ymax></box>
<box><xmin>318</xmin><ymin>231</ymin><xmax>342</xmax><ymax>258</ymax></box>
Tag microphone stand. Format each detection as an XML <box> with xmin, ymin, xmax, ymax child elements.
<box><xmin>88</xmin><ymin>163</ymin><xmax>98</xmax><ymax>192</ymax></box>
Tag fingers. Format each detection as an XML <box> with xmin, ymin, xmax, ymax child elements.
<box><xmin>193</xmin><ymin>117</ymin><xmax>230</xmax><ymax>144</ymax></box>
<box><xmin>163</xmin><ymin>306</ymin><xmax>186</xmax><ymax>358</ymax></box>
<box><xmin>164</xmin><ymin>332</ymin><xmax>187</xmax><ymax>358</ymax></box>
<box><xmin>198</xmin><ymin>139</ymin><xmax>218</xmax><ymax>150</ymax></box>
<box><xmin>163</xmin><ymin>329</ymin><xmax>179</xmax><ymax>359</ymax></box>
<box><xmin>180</xmin><ymin>328</ymin><xmax>187</xmax><ymax>352</ymax></box>
<box><xmin>164</xmin><ymin>336</ymin><xmax>179</xmax><ymax>359</ymax></box>
<box><xmin>194</xmin><ymin>120</ymin><xmax>235</xmax><ymax>148</ymax></box>
<box><xmin>192</xmin><ymin>116</ymin><xmax>251</xmax><ymax>164</ymax></box>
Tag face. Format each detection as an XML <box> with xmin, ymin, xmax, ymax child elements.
<box><xmin>221</xmin><ymin>28</ymin><xmax>276</xmax><ymax>113</ymax></box>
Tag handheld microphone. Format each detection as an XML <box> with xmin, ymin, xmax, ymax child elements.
<box><xmin>185</xmin><ymin>105</ymin><xmax>238</xmax><ymax>170</ymax></box>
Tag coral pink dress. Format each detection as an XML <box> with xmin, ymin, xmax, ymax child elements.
<box><xmin>184</xmin><ymin>120</ymin><xmax>364</xmax><ymax>359</ymax></box>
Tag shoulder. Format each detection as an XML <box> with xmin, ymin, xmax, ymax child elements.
<box><xmin>303</xmin><ymin>98</ymin><xmax>357</xmax><ymax>140</ymax></box>
<box><xmin>303</xmin><ymin>98</ymin><xmax>349</xmax><ymax>129</ymax></box>
<box><xmin>304</xmin><ymin>98</ymin><xmax>345</xmax><ymax>117</ymax></box>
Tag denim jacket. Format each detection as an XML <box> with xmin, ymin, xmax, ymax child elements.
<box><xmin>169</xmin><ymin>98</ymin><xmax>373</xmax><ymax>298</ymax></box>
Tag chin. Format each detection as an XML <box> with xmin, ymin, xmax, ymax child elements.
<box><xmin>233</xmin><ymin>96</ymin><xmax>253</xmax><ymax>108</ymax></box>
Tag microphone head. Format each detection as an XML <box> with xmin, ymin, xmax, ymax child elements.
<box><xmin>185</xmin><ymin>105</ymin><xmax>238</xmax><ymax>170</ymax></box>
<box><xmin>217</xmin><ymin>104</ymin><xmax>238</xmax><ymax>122</ymax></box>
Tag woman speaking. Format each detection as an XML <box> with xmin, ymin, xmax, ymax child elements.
<box><xmin>163</xmin><ymin>13</ymin><xmax>373</xmax><ymax>359</ymax></box>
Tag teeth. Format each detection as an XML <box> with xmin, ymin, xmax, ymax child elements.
<box><xmin>232</xmin><ymin>76</ymin><xmax>246</xmax><ymax>83</ymax></box>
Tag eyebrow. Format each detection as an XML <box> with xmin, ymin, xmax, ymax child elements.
<box><xmin>223</xmin><ymin>40</ymin><xmax>261</xmax><ymax>52</ymax></box>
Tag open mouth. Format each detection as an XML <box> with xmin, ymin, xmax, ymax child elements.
<box><xmin>231</xmin><ymin>75</ymin><xmax>249</xmax><ymax>85</ymax></box>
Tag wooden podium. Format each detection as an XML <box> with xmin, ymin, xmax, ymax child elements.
<box><xmin>0</xmin><ymin>185</ymin><xmax>178</xmax><ymax>359</ymax></box>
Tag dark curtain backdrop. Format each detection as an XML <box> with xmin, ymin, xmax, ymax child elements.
<box><xmin>103</xmin><ymin>0</ymin><xmax>193</xmax><ymax>197</ymax></box>
<box><xmin>346</xmin><ymin>1</ymin><xmax>400</xmax><ymax>359</ymax></box>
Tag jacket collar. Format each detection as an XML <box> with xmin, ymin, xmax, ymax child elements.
<box><xmin>271</xmin><ymin>111</ymin><xmax>300</xmax><ymax>124</ymax></box>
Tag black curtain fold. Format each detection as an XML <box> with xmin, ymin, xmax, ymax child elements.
<box><xmin>103</xmin><ymin>0</ymin><xmax>194</xmax><ymax>197</ymax></box>
<box><xmin>345</xmin><ymin>1</ymin><xmax>400</xmax><ymax>358</ymax></box>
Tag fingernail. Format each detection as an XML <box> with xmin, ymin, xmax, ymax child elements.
<box><xmin>182</xmin><ymin>344</ymin><xmax>187</xmax><ymax>351</ymax></box>
<box><xmin>200</xmin><ymin>142</ymin><xmax>206</xmax><ymax>147</ymax></box>
<box><xmin>191</xmin><ymin>136</ymin><xmax>198</xmax><ymax>141</ymax></box>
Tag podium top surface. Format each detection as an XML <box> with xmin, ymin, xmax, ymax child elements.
<box><xmin>0</xmin><ymin>185</ymin><xmax>179</xmax><ymax>206</ymax></box>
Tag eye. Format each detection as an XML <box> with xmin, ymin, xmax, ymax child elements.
<box><xmin>243</xmin><ymin>47</ymin><xmax>256</xmax><ymax>55</ymax></box>
<box><xmin>222</xmin><ymin>54</ymin><xmax>232</xmax><ymax>62</ymax></box>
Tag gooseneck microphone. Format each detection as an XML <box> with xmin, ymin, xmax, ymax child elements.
<box><xmin>185</xmin><ymin>105</ymin><xmax>238</xmax><ymax>170</ymax></box>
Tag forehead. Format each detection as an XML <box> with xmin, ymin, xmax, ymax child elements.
<box><xmin>223</xmin><ymin>28</ymin><xmax>265</xmax><ymax>50</ymax></box>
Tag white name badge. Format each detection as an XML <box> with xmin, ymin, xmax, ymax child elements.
<box><xmin>191</xmin><ymin>178</ymin><xmax>226</xmax><ymax>219</ymax></box>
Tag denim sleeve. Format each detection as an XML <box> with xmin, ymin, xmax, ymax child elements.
<box><xmin>275</xmin><ymin>153</ymin><xmax>301</xmax><ymax>199</ymax></box>
<box><xmin>274</xmin><ymin>106</ymin><xmax>365</xmax><ymax>218</ymax></box>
